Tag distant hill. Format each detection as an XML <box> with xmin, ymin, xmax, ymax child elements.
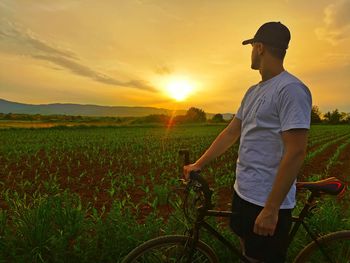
<box><xmin>0</xmin><ymin>98</ymin><xmax>185</xmax><ymax>117</ymax></box>
<box><xmin>0</xmin><ymin>98</ymin><xmax>233</xmax><ymax>119</ymax></box>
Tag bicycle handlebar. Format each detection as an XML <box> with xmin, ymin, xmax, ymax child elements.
<box><xmin>188</xmin><ymin>170</ymin><xmax>214</xmax><ymax>210</ymax></box>
<box><xmin>179</xmin><ymin>149</ymin><xmax>213</xmax><ymax>212</ymax></box>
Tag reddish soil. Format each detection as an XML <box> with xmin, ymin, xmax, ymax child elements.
<box><xmin>299</xmin><ymin>137</ymin><xmax>349</xmax><ymax>180</ymax></box>
<box><xmin>1</xmin><ymin>138</ymin><xmax>349</xmax><ymax>224</ymax></box>
<box><xmin>0</xmin><ymin>146</ymin><xmax>181</xmax><ymax>223</ymax></box>
<box><xmin>328</xmin><ymin>143</ymin><xmax>350</xmax><ymax>183</ymax></box>
<box><xmin>327</xmin><ymin>143</ymin><xmax>350</xmax><ymax>210</ymax></box>
<box><xmin>307</xmin><ymin>134</ymin><xmax>349</xmax><ymax>153</ymax></box>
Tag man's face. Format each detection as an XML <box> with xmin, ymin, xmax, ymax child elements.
<box><xmin>251</xmin><ymin>43</ymin><xmax>261</xmax><ymax>70</ymax></box>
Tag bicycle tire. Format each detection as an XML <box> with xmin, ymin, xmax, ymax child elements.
<box><xmin>122</xmin><ymin>235</ymin><xmax>219</xmax><ymax>263</ymax></box>
<box><xmin>293</xmin><ymin>230</ymin><xmax>350</xmax><ymax>263</ymax></box>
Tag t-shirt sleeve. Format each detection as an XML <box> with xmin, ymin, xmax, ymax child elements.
<box><xmin>235</xmin><ymin>86</ymin><xmax>254</xmax><ymax>120</ymax></box>
<box><xmin>277</xmin><ymin>83</ymin><xmax>312</xmax><ymax>131</ymax></box>
<box><xmin>235</xmin><ymin>103</ymin><xmax>243</xmax><ymax>120</ymax></box>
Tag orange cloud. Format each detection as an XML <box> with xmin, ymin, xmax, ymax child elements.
<box><xmin>315</xmin><ymin>0</ymin><xmax>350</xmax><ymax>45</ymax></box>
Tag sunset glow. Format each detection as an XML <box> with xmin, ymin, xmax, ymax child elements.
<box><xmin>166</xmin><ymin>79</ymin><xmax>194</xmax><ymax>101</ymax></box>
<box><xmin>1</xmin><ymin>1</ymin><xmax>350</xmax><ymax>113</ymax></box>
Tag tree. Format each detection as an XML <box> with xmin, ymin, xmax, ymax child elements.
<box><xmin>311</xmin><ymin>105</ymin><xmax>322</xmax><ymax>124</ymax></box>
<box><xmin>185</xmin><ymin>107</ymin><xmax>206</xmax><ymax>122</ymax></box>
<box><xmin>340</xmin><ymin>112</ymin><xmax>350</xmax><ymax>124</ymax></box>
<box><xmin>211</xmin><ymin>113</ymin><xmax>224</xmax><ymax>122</ymax></box>
<box><xmin>343</xmin><ymin>113</ymin><xmax>350</xmax><ymax>124</ymax></box>
<box><xmin>323</xmin><ymin>109</ymin><xmax>342</xmax><ymax>124</ymax></box>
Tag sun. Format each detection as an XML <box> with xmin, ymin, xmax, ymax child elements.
<box><xmin>165</xmin><ymin>79</ymin><xmax>194</xmax><ymax>101</ymax></box>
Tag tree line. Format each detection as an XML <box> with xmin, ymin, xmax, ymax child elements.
<box><xmin>0</xmin><ymin>113</ymin><xmax>130</xmax><ymax>123</ymax></box>
<box><xmin>0</xmin><ymin>108</ymin><xmax>223</xmax><ymax>125</ymax></box>
<box><xmin>1</xmin><ymin>105</ymin><xmax>349</xmax><ymax>125</ymax></box>
<box><xmin>311</xmin><ymin>106</ymin><xmax>350</xmax><ymax>124</ymax></box>
<box><xmin>131</xmin><ymin>107</ymin><xmax>212</xmax><ymax>125</ymax></box>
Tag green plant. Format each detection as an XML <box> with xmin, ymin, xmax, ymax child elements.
<box><xmin>153</xmin><ymin>184</ymin><xmax>169</xmax><ymax>206</ymax></box>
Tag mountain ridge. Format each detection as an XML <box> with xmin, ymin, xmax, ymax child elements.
<box><xmin>0</xmin><ymin>98</ymin><xmax>233</xmax><ymax>119</ymax></box>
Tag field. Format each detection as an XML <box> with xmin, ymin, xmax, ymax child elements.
<box><xmin>0</xmin><ymin>124</ymin><xmax>350</xmax><ymax>262</ymax></box>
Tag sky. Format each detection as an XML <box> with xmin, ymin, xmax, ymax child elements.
<box><xmin>0</xmin><ymin>0</ymin><xmax>350</xmax><ymax>114</ymax></box>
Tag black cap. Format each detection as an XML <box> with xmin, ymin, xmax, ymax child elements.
<box><xmin>242</xmin><ymin>22</ymin><xmax>291</xmax><ymax>49</ymax></box>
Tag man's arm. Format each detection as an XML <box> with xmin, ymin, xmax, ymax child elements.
<box><xmin>254</xmin><ymin>128</ymin><xmax>308</xmax><ymax>236</ymax></box>
<box><xmin>183</xmin><ymin>117</ymin><xmax>241</xmax><ymax>179</ymax></box>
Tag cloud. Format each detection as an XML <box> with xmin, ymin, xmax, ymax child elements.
<box><xmin>0</xmin><ymin>1</ymin><xmax>13</xmax><ymax>12</ymax></box>
<box><xmin>320</xmin><ymin>52</ymin><xmax>350</xmax><ymax>66</ymax></box>
<box><xmin>31</xmin><ymin>1</ymin><xmax>81</xmax><ymax>12</ymax></box>
<box><xmin>32</xmin><ymin>54</ymin><xmax>154</xmax><ymax>90</ymax></box>
<box><xmin>154</xmin><ymin>64</ymin><xmax>173</xmax><ymax>75</ymax></box>
<box><xmin>0</xmin><ymin>18</ymin><xmax>155</xmax><ymax>91</ymax></box>
<box><xmin>0</xmin><ymin>20</ymin><xmax>77</xmax><ymax>59</ymax></box>
<box><xmin>316</xmin><ymin>0</ymin><xmax>350</xmax><ymax>45</ymax></box>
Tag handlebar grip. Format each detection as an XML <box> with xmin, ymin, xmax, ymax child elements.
<box><xmin>189</xmin><ymin>170</ymin><xmax>213</xmax><ymax>209</ymax></box>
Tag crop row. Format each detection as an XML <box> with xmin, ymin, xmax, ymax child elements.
<box><xmin>1</xmin><ymin>125</ymin><xmax>350</xmax><ymax>212</ymax></box>
<box><xmin>1</xmin><ymin>124</ymin><xmax>350</xmax><ymax>262</ymax></box>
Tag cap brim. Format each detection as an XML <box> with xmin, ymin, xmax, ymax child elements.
<box><xmin>242</xmin><ymin>39</ymin><xmax>254</xmax><ymax>45</ymax></box>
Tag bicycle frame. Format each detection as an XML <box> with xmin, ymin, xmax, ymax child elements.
<box><xmin>288</xmin><ymin>192</ymin><xmax>334</xmax><ymax>262</ymax></box>
<box><xmin>187</xmin><ymin>208</ymin><xmax>250</xmax><ymax>263</ymax></box>
<box><xmin>185</xmin><ymin>191</ymin><xmax>334</xmax><ymax>263</ymax></box>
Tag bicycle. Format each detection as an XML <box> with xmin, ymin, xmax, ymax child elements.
<box><xmin>122</xmin><ymin>150</ymin><xmax>350</xmax><ymax>263</ymax></box>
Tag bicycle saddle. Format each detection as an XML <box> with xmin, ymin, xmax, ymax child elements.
<box><xmin>296</xmin><ymin>177</ymin><xmax>346</xmax><ymax>196</ymax></box>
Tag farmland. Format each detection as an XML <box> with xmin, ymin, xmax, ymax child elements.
<box><xmin>0</xmin><ymin>124</ymin><xmax>350</xmax><ymax>262</ymax></box>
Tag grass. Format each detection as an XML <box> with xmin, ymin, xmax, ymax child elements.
<box><xmin>0</xmin><ymin>124</ymin><xmax>349</xmax><ymax>262</ymax></box>
<box><xmin>0</xmin><ymin>189</ymin><xmax>349</xmax><ymax>262</ymax></box>
<box><xmin>0</xmin><ymin>191</ymin><xmax>165</xmax><ymax>263</ymax></box>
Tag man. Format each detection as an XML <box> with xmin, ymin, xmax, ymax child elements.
<box><xmin>183</xmin><ymin>21</ymin><xmax>312</xmax><ymax>262</ymax></box>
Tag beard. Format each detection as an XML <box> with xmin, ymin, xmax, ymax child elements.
<box><xmin>251</xmin><ymin>54</ymin><xmax>261</xmax><ymax>70</ymax></box>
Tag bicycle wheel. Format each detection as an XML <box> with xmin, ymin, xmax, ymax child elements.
<box><xmin>293</xmin><ymin>230</ymin><xmax>350</xmax><ymax>263</ymax></box>
<box><xmin>122</xmin><ymin>235</ymin><xmax>219</xmax><ymax>263</ymax></box>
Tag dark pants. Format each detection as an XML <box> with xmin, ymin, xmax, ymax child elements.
<box><xmin>230</xmin><ymin>191</ymin><xmax>292</xmax><ymax>263</ymax></box>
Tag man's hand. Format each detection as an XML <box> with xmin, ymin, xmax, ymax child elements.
<box><xmin>253</xmin><ymin>208</ymin><xmax>279</xmax><ymax>236</ymax></box>
<box><xmin>183</xmin><ymin>163</ymin><xmax>201</xmax><ymax>181</ymax></box>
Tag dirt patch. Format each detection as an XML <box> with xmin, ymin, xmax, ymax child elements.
<box><xmin>327</xmin><ymin>143</ymin><xmax>350</xmax><ymax>211</ymax></box>
<box><xmin>1</xmin><ymin>127</ymin><xmax>349</xmax><ymax>224</ymax></box>
<box><xmin>300</xmin><ymin>137</ymin><xmax>350</xmax><ymax>180</ymax></box>
<box><xmin>328</xmin><ymin>143</ymin><xmax>350</xmax><ymax>183</ymax></box>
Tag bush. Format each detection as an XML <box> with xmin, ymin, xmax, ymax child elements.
<box><xmin>211</xmin><ymin>113</ymin><xmax>225</xmax><ymax>123</ymax></box>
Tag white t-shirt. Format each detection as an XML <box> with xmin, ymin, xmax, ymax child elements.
<box><xmin>234</xmin><ymin>70</ymin><xmax>312</xmax><ymax>209</ymax></box>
